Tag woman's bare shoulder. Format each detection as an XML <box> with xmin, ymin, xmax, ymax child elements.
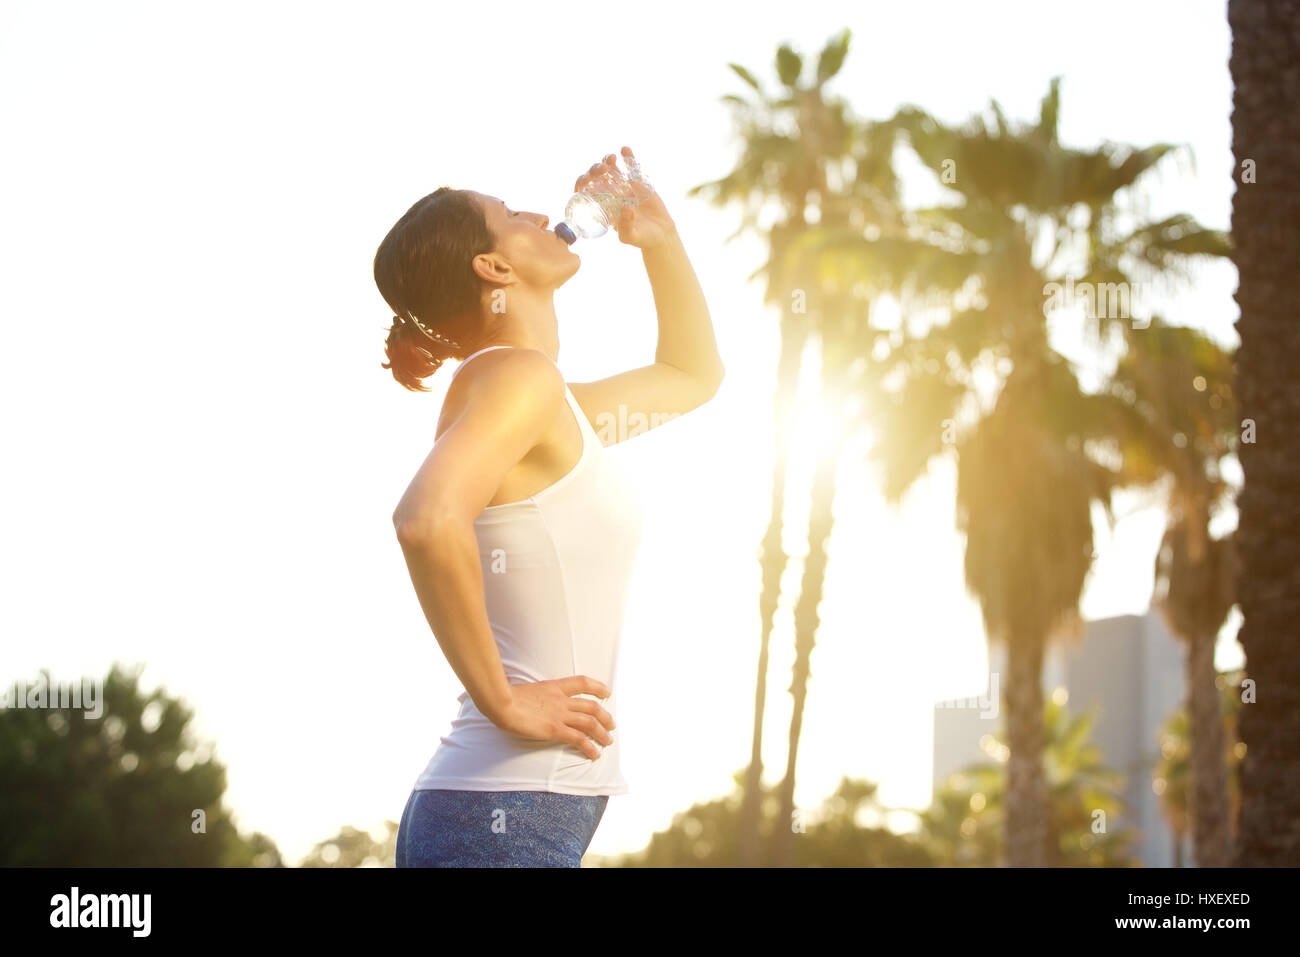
<box><xmin>435</xmin><ymin>348</ymin><xmax>563</xmax><ymax>440</ymax></box>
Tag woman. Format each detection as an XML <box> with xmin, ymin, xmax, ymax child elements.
<box><xmin>377</xmin><ymin>147</ymin><xmax>724</xmax><ymax>867</ymax></box>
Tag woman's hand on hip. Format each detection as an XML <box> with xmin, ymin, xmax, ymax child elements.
<box><xmin>491</xmin><ymin>676</ymin><xmax>616</xmax><ymax>760</ymax></box>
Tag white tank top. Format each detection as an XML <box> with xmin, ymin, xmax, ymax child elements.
<box><xmin>412</xmin><ymin>345</ymin><xmax>643</xmax><ymax>795</ymax></box>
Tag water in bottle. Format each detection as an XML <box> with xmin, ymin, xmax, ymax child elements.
<box><xmin>554</xmin><ymin>152</ymin><xmax>654</xmax><ymax>245</ymax></box>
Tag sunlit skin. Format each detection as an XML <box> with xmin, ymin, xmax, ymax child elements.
<box><xmin>393</xmin><ymin>145</ymin><xmax>724</xmax><ymax>762</ymax></box>
<box><xmin>455</xmin><ymin>146</ymin><xmax>680</xmax><ymax>362</ymax></box>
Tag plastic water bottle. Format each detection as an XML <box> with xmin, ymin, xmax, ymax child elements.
<box><xmin>554</xmin><ymin>153</ymin><xmax>654</xmax><ymax>245</ymax></box>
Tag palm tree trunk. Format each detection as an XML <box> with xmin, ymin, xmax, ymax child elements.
<box><xmin>739</xmin><ymin>319</ymin><xmax>808</xmax><ymax>867</ymax></box>
<box><xmin>773</xmin><ymin>385</ymin><xmax>842</xmax><ymax>867</ymax></box>
<box><xmin>1187</xmin><ymin>631</ymin><xmax>1231</xmax><ymax>866</ymax></box>
<box><xmin>1228</xmin><ymin>0</ymin><xmax>1300</xmax><ymax>867</ymax></box>
<box><xmin>1004</xmin><ymin>634</ymin><xmax>1049</xmax><ymax>867</ymax></box>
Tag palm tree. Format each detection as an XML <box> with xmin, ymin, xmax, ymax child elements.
<box><xmin>1154</xmin><ymin>669</ymin><xmax>1246</xmax><ymax>867</ymax></box>
<box><xmin>688</xmin><ymin>28</ymin><xmax>903</xmax><ymax>866</ymax></box>
<box><xmin>815</xmin><ymin>78</ymin><xmax>1228</xmax><ymax>865</ymax></box>
<box><xmin>1107</xmin><ymin>321</ymin><xmax>1239</xmax><ymax>866</ymax></box>
<box><xmin>916</xmin><ymin>692</ymin><xmax>1136</xmax><ymax>866</ymax></box>
<box><xmin>1226</xmin><ymin>0</ymin><xmax>1300</xmax><ymax>868</ymax></box>
<box><xmin>1156</xmin><ymin>524</ymin><xmax>1237</xmax><ymax>867</ymax></box>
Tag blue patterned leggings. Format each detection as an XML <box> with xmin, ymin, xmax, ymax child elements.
<box><xmin>396</xmin><ymin>789</ymin><xmax>610</xmax><ymax>868</ymax></box>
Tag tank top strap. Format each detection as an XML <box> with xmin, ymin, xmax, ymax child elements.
<box><xmin>449</xmin><ymin>345</ymin><xmax>564</xmax><ymax>385</ymax></box>
<box><xmin>447</xmin><ymin>344</ymin><xmax>515</xmax><ymax>384</ymax></box>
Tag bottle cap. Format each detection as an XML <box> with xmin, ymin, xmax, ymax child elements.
<box><xmin>554</xmin><ymin>222</ymin><xmax>577</xmax><ymax>245</ymax></box>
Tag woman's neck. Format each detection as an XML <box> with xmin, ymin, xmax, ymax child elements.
<box><xmin>474</xmin><ymin>290</ymin><xmax>560</xmax><ymax>362</ymax></box>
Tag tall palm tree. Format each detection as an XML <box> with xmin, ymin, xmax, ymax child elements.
<box><xmin>1226</xmin><ymin>0</ymin><xmax>1300</xmax><ymax>868</ymax></box>
<box><xmin>814</xmin><ymin>78</ymin><xmax>1228</xmax><ymax>865</ymax></box>
<box><xmin>688</xmin><ymin>28</ymin><xmax>904</xmax><ymax>866</ymax></box>
<box><xmin>1155</xmin><ymin>519</ymin><xmax>1236</xmax><ymax>866</ymax></box>
<box><xmin>1108</xmin><ymin>321</ymin><xmax>1238</xmax><ymax>866</ymax></box>
<box><xmin>1154</xmin><ymin>668</ymin><xmax>1247</xmax><ymax>866</ymax></box>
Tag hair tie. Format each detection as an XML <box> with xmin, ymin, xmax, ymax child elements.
<box><xmin>402</xmin><ymin>309</ymin><xmax>462</xmax><ymax>350</ymax></box>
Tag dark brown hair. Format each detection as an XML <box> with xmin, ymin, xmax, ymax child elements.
<box><xmin>374</xmin><ymin>187</ymin><xmax>498</xmax><ymax>391</ymax></box>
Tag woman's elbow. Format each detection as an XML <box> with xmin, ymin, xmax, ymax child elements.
<box><xmin>393</xmin><ymin>504</ymin><xmax>463</xmax><ymax>548</ymax></box>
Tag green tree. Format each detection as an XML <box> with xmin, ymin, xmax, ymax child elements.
<box><xmin>0</xmin><ymin>662</ymin><xmax>280</xmax><ymax>866</ymax></box>
<box><xmin>1154</xmin><ymin>668</ymin><xmax>1245</xmax><ymax>867</ymax></box>
<box><xmin>832</xmin><ymin>78</ymin><xmax>1227</xmax><ymax>865</ymax></box>
<box><xmin>1153</xmin><ymin>708</ymin><xmax>1191</xmax><ymax>866</ymax></box>
<box><xmin>591</xmin><ymin>770</ymin><xmax>932</xmax><ymax>867</ymax></box>
<box><xmin>300</xmin><ymin>821</ymin><xmax>397</xmax><ymax>868</ymax></box>
<box><xmin>916</xmin><ymin>692</ymin><xmax>1136</xmax><ymax>866</ymax></box>
<box><xmin>1135</xmin><ymin>325</ymin><xmax>1239</xmax><ymax>866</ymax></box>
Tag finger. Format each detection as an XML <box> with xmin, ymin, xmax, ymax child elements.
<box><xmin>568</xmin><ymin>696</ymin><xmax>616</xmax><ymax>730</ymax></box>
<box><xmin>563</xmin><ymin>675</ymin><xmax>612</xmax><ymax>699</ymax></box>
<box><xmin>623</xmin><ymin>149</ymin><xmax>646</xmax><ymax>183</ymax></box>
<box><xmin>571</xmin><ymin>712</ymin><xmax>613</xmax><ymax>746</ymax></box>
<box><xmin>576</xmin><ymin>168</ymin><xmax>604</xmax><ymax>190</ymax></box>
<box><xmin>586</xmin><ymin>162</ymin><xmax>610</xmax><ymax>190</ymax></box>
<box><xmin>567</xmin><ymin>727</ymin><xmax>602</xmax><ymax>760</ymax></box>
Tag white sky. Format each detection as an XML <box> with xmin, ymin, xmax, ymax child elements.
<box><xmin>0</xmin><ymin>0</ymin><xmax>1240</xmax><ymax>863</ymax></box>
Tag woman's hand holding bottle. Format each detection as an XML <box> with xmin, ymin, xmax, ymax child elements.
<box><xmin>558</xmin><ymin>145</ymin><xmax>677</xmax><ymax>250</ymax></box>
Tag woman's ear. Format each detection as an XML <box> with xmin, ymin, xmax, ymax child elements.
<box><xmin>471</xmin><ymin>250</ymin><xmax>513</xmax><ymax>285</ymax></box>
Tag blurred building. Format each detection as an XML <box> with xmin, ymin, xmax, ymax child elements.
<box><xmin>931</xmin><ymin>611</ymin><xmax>1192</xmax><ymax>866</ymax></box>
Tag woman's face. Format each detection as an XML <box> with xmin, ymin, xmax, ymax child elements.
<box><xmin>469</xmin><ymin>191</ymin><xmax>579</xmax><ymax>291</ymax></box>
